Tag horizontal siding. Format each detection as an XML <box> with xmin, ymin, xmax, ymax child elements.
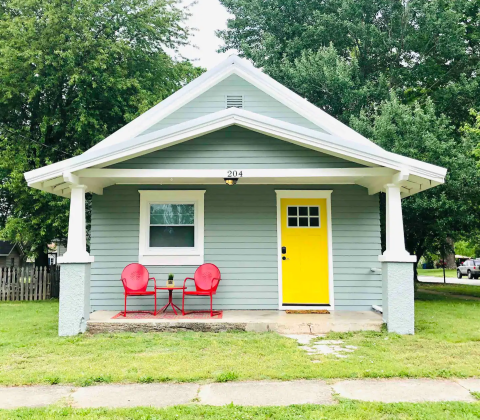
<box><xmin>139</xmin><ymin>74</ymin><xmax>326</xmax><ymax>136</ymax></box>
<box><xmin>90</xmin><ymin>185</ymin><xmax>382</xmax><ymax>312</ymax></box>
<box><xmin>108</xmin><ymin>126</ymin><xmax>363</xmax><ymax>170</ymax></box>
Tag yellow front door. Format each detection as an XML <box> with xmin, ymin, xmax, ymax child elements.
<box><xmin>280</xmin><ymin>198</ymin><xmax>329</xmax><ymax>305</ymax></box>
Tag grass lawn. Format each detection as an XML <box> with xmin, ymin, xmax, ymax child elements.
<box><xmin>2</xmin><ymin>401</ymin><xmax>480</xmax><ymax>420</ymax></box>
<box><xmin>418</xmin><ymin>282</ymin><xmax>480</xmax><ymax>298</ymax></box>
<box><xmin>417</xmin><ymin>268</ymin><xmax>457</xmax><ymax>278</ymax></box>
<box><xmin>1</xmin><ymin>293</ymin><xmax>480</xmax><ymax>386</ymax></box>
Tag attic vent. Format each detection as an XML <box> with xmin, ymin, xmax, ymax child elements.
<box><xmin>226</xmin><ymin>95</ymin><xmax>243</xmax><ymax>109</ymax></box>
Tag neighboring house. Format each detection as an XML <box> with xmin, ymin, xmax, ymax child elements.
<box><xmin>0</xmin><ymin>241</ymin><xmax>25</xmax><ymax>267</ymax></box>
<box><xmin>24</xmin><ymin>55</ymin><xmax>447</xmax><ymax>336</ymax></box>
<box><xmin>48</xmin><ymin>240</ymin><xmax>67</xmax><ymax>266</ymax></box>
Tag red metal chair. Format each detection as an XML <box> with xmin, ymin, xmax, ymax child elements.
<box><xmin>182</xmin><ymin>263</ymin><xmax>221</xmax><ymax>317</ymax></box>
<box><xmin>120</xmin><ymin>263</ymin><xmax>156</xmax><ymax>316</ymax></box>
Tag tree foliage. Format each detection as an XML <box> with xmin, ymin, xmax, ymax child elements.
<box><xmin>219</xmin><ymin>0</ymin><xmax>480</xmax><ymax>126</ymax></box>
<box><xmin>351</xmin><ymin>95</ymin><xmax>480</xmax><ymax>264</ymax></box>
<box><xmin>0</xmin><ymin>0</ymin><xmax>203</xmax><ymax>256</ymax></box>
<box><xmin>219</xmin><ymin>0</ymin><xmax>480</xmax><ymax>259</ymax></box>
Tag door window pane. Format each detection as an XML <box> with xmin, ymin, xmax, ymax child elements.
<box><xmin>299</xmin><ymin>206</ymin><xmax>308</xmax><ymax>216</ymax></box>
<box><xmin>288</xmin><ymin>207</ymin><xmax>297</xmax><ymax>216</ymax></box>
<box><xmin>288</xmin><ymin>217</ymin><xmax>298</xmax><ymax>227</ymax></box>
<box><xmin>299</xmin><ymin>217</ymin><xmax>308</xmax><ymax>227</ymax></box>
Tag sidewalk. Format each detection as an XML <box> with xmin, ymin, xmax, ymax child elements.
<box><xmin>419</xmin><ymin>276</ymin><xmax>480</xmax><ymax>286</ymax></box>
<box><xmin>1</xmin><ymin>378</ymin><xmax>479</xmax><ymax>409</ymax></box>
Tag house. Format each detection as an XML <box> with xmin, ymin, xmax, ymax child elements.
<box><xmin>0</xmin><ymin>241</ymin><xmax>25</xmax><ymax>267</ymax></box>
<box><xmin>48</xmin><ymin>241</ymin><xmax>67</xmax><ymax>266</ymax></box>
<box><xmin>24</xmin><ymin>55</ymin><xmax>447</xmax><ymax>337</ymax></box>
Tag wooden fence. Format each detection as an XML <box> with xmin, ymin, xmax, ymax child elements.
<box><xmin>0</xmin><ymin>266</ymin><xmax>60</xmax><ymax>301</ymax></box>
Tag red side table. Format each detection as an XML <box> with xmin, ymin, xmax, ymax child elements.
<box><xmin>155</xmin><ymin>287</ymin><xmax>185</xmax><ymax>315</ymax></box>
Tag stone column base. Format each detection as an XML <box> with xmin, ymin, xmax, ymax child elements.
<box><xmin>381</xmin><ymin>261</ymin><xmax>414</xmax><ymax>334</ymax></box>
<box><xmin>58</xmin><ymin>263</ymin><xmax>91</xmax><ymax>336</ymax></box>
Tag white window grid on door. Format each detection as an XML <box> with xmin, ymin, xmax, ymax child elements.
<box><xmin>287</xmin><ymin>205</ymin><xmax>321</xmax><ymax>228</ymax></box>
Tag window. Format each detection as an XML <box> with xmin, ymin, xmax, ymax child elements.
<box><xmin>139</xmin><ymin>190</ymin><xmax>205</xmax><ymax>265</ymax></box>
<box><xmin>287</xmin><ymin>206</ymin><xmax>320</xmax><ymax>228</ymax></box>
<box><xmin>149</xmin><ymin>204</ymin><xmax>195</xmax><ymax>247</ymax></box>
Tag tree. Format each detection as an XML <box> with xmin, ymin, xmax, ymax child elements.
<box><xmin>218</xmin><ymin>0</ymin><xmax>480</xmax><ymax>271</ymax></box>
<box><xmin>0</xmin><ymin>0</ymin><xmax>203</xmax><ymax>259</ymax></box>
<box><xmin>350</xmin><ymin>95</ymin><xmax>480</xmax><ymax>279</ymax></box>
<box><xmin>218</xmin><ymin>0</ymin><xmax>480</xmax><ymax>127</ymax></box>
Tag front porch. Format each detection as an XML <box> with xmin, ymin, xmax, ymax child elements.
<box><xmin>87</xmin><ymin>309</ymin><xmax>383</xmax><ymax>334</ymax></box>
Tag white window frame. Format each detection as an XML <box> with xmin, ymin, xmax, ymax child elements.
<box><xmin>139</xmin><ymin>190</ymin><xmax>205</xmax><ymax>265</ymax></box>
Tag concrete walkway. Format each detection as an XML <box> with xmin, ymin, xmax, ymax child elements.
<box><xmin>1</xmin><ymin>379</ymin><xmax>479</xmax><ymax>409</ymax></box>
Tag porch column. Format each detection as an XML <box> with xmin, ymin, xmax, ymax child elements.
<box><xmin>378</xmin><ymin>183</ymin><xmax>416</xmax><ymax>335</ymax></box>
<box><xmin>57</xmin><ymin>185</ymin><xmax>94</xmax><ymax>336</ymax></box>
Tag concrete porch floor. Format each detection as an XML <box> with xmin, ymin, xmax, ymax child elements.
<box><xmin>87</xmin><ymin>310</ymin><xmax>383</xmax><ymax>334</ymax></box>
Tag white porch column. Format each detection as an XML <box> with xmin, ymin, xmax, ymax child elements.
<box><xmin>379</xmin><ymin>183</ymin><xmax>416</xmax><ymax>335</ymax></box>
<box><xmin>58</xmin><ymin>185</ymin><xmax>94</xmax><ymax>336</ymax></box>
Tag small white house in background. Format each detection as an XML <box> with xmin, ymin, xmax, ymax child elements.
<box><xmin>24</xmin><ymin>55</ymin><xmax>447</xmax><ymax>336</ymax></box>
<box><xmin>0</xmin><ymin>241</ymin><xmax>25</xmax><ymax>267</ymax></box>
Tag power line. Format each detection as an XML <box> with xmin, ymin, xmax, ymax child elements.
<box><xmin>1</xmin><ymin>127</ymin><xmax>74</xmax><ymax>158</ymax></box>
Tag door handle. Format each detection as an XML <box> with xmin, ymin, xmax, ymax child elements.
<box><xmin>281</xmin><ymin>246</ymin><xmax>286</xmax><ymax>254</ymax></box>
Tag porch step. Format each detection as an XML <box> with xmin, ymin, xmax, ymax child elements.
<box><xmin>86</xmin><ymin>310</ymin><xmax>383</xmax><ymax>334</ymax></box>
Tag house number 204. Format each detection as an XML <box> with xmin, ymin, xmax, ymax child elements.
<box><xmin>227</xmin><ymin>170</ymin><xmax>243</xmax><ymax>177</ymax></box>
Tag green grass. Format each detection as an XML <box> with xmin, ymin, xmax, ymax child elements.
<box><xmin>418</xmin><ymin>282</ymin><xmax>480</xmax><ymax>298</ymax></box>
<box><xmin>1</xmin><ymin>294</ymin><xmax>480</xmax><ymax>386</ymax></box>
<box><xmin>417</xmin><ymin>268</ymin><xmax>457</xmax><ymax>278</ymax></box>
<box><xmin>1</xmin><ymin>401</ymin><xmax>480</xmax><ymax>420</ymax></box>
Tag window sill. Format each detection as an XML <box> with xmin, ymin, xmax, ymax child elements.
<box><xmin>139</xmin><ymin>254</ymin><xmax>204</xmax><ymax>266</ymax></box>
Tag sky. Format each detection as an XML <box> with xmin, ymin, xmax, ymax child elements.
<box><xmin>177</xmin><ymin>0</ymin><xmax>234</xmax><ymax>69</ymax></box>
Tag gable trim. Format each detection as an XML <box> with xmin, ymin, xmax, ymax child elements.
<box><xmin>87</xmin><ymin>55</ymin><xmax>381</xmax><ymax>154</ymax></box>
<box><xmin>24</xmin><ymin>108</ymin><xmax>447</xmax><ymax>189</ymax></box>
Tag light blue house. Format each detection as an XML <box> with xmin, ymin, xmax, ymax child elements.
<box><xmin>24</xmin><ymin>55</ymin><xmax>446</xmax><ymax>336</ymax></box>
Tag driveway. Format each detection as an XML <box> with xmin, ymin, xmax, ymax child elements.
<box><xmin>418</xmin><ymin>277</ymin><xmax>480</xmax><ymax>286</ymax></box>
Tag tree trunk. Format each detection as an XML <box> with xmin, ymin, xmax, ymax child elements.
<box><xmin>35</xmin><ymin>250</ymin><xmax>48</xmax><ymax>267</ymax></box>
<box><xmin>445</xmin><ymin>237</ymin><xmax>456</xmax><ymax>269</ymax></box>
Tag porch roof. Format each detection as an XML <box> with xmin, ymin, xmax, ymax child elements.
<box><xmin>24</xmin><ymin>108</ymin><xmax>447</xmax><ymax>199</ymax></box>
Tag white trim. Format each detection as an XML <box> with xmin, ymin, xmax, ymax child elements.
<box><xmin>59</xmin><ymin>185</ymin><xmax>95</xmax><ymax>264</ymax></box>
<box><xmin>24</xmin><ymin>108</ymin><xmax>447</xmax><ymax>194</ymax></box>
<box><xmin>138</xmin><ymin>190</ymin><xmax>205</xmax><ymax>266</ymax></box>
<box><xmin>84</xmin><ymin>55</ymin><xmax>380</xmax><ymax>154</ymax></box>
<box><xmin>275</xmin><ymin>190</ymin><xmax>334</xmax><ymax>310</ymax></box>
<box><xmin>78</xmin><ymin>167</ymin><xmax>395</xmax><ymax>179</ymax></box>
<box><xmin>378</xmin><ymin>254</ymin><xmax>417</xmax><ymax>263</ymax></box>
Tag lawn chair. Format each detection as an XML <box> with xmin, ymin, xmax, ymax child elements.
<box><xmin>182</xmin><ymin>263</ymin><xmax>221</xmax><ymax>317</ymax></box>
<box><xmin>121</xmin><ymin>263</ymin><xmax>156</xmax><ymax>316</ymax></box>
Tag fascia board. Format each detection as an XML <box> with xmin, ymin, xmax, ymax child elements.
<box><xmin>24</xmin><ymin>108</ymin><xmax>447</xmax><ymax>186</ymax></box>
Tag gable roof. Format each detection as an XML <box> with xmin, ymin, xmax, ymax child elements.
<box><xmin>87</xmin><ymin>54</ymin><xmax>384</xmax><ymax>153</ymax></box>
<box><xmin>23</xmin><ymin>54</ymin><xmax>447</xmax><ymax>198</ymax></box>
<box><xmin>0</xmin><ymin>241</ymin><xmax>18</xmax><ymax>256</ymax></box>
